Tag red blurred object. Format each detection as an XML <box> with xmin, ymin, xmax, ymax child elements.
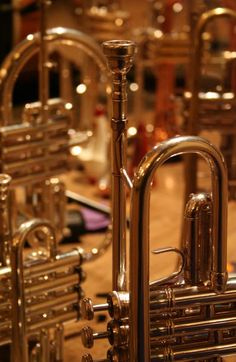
<box><xmin>223</xmin><ymin>0</ymin><xmax>236</xmax><ymax>92</ymax></box>
<box><xmin>18</xmin><ymin>1</ymin><xmax>40</xmax><ymax>42</ymax></box>
<box><xmin>153</xmin><ymin>0</ymin><xmax>183</xmax><ymax>142</ymax></box>
<box><xmin>154</xmin><ymin>64</ymin><xmax>176</xmax><ymax>142</ymax></box>
<box><xmin>131</xmin><ymin>123</ymin><xmax>149</xmax><ymax>169</ymax></box>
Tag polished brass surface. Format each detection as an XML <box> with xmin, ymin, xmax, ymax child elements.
<box><xmin>2</xmin><ymin>2</ymin><xmax>236</xmax><ymax>361</ymax></box>
<box><xmin>0</xmin><ymin>22</ymin><xmax>109</xmax><ymax>230</ymax></box>
<box><xmin>80</xmin><ymin>39</ymin><xmax>236</xmax><ymax>362</ymax></box>
<box><xmin>102</xmin><ymin>39</ymin><xmax>136</xmax><ymax>292</ymax></box>
<box><xmin>0</xmin><ymin>173</ymin><xmax>85</xmax><ymax>361</ymax></box>
<box><xmin>0</xmin><ymin>26</ymin><xmax>108</xmax><ymax>125</ymax></box>
<box><xmin>0</xmin><ymin>1</ymin><xmax>113</xmax><ymax>360</ymax></box>
<box><xmin>83</xmin><ymin>2</ymin><xmax>130</xmax><ymax>43</ymax></box>
<box><xmin>185</xmin><ymin>7</ymin><xmax>236</xmax><ymax>201</ymax></box>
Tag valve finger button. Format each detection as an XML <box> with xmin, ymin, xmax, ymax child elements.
<box><xmin>81</xmin><ymin>298</ymin><xmax>94</xmax><ymax>320</ymax></box>
<box><xmin>107</xmin><ymin>291</ymin><xmax>129</xmax><ymax>320</ymax></box>
<box><xmin>81</xmin><ymin>326</ymin><xmax>110</xmax><ymax>349</ymax></box>
<box><xmin>81</xmin><ymin>326</ymin><xmax>95</xmax><ymax>348</ymax></box>
<box><xmin>81</xmin><ymin>354</ymin><xmax>109</xmax><ymax>362</ymax></box>
<box><xmin>81</xmin><ymin>298</ymin><xmax>109</xmax><ymax>320</ymax></box>
<box><xmin>81</xmin><ymin>354</ymin><xmax>93</xmax><ymax>362</ymax></box>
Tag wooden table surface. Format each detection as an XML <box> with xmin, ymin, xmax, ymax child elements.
<box><xmin>62</xmin><ymin>157</ymin><xmax>236</xmax><ymax>361</ymax></box>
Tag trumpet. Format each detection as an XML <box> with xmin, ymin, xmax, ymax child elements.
<box><xmin>0</xmin><ymin>176</ymin><xmax>109</xmax><ymax>361</ymax></box>
<box><xmin>0</xmin><ymin>2</ymin><xmax>112</xmax><ymax>360</ymax></box>
<box><xmin>0</xmin><ymin>172</ymin><xmax>85</xmax><ymax>362</ymax></box>
<box><xmin>0</xmin><ymin>184</ymin><xmax>110</xmax><ymax>362</ymax></box>
<box><xmin>80</xmin><ymin>39</ymin><xmax>236</xmax><ymax>361</ymax></box>
<box><xmin>83</xmin><ymin>1</ymin><xmax>130</xmax><ymax>43</ymax></box>
<box><xmin>184</xmin><ymin>7</ymin><xmax>236</xmax><ymax>201</ymax></box>
<box><xmin>0</xmin><ymin>22</ymin><xmax>109</xmax><ymax>236</ymax></box>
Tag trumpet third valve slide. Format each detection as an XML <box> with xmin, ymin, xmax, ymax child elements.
<box><xmin>0</xmin><ymin>171</ymin><xmax>86</xmax><ymax>362</ymax></box>
<box><xmin>79</xmin><ymin>38</ymin><xmax>236</xmax><ymax>362</ymax></box>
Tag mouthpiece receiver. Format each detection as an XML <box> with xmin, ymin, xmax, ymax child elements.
<box><xmin>102</xmin><ymin>40</ymin><xmax>136</xmax><ymax>75</ymax></box>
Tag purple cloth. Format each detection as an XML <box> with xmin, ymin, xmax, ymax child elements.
<box><xmin>81</xmin><ymin>207</ymin><xmax>110</xmax><ymax>231</ymax></box>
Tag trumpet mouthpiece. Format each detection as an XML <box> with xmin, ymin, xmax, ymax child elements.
<box><xmin>102</xmin><ymin>40</ymin><xmax>136</xmax><ymax>74</ymax></box>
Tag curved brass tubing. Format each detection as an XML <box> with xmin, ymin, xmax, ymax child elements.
<box><xmin>130</xmin><ymin>135</ymin><xmax>228</xmax><ymax>361</ymax></box>
<box><xmin>0</xmin><ymin>26</ymin><xmax>108</xmax><ymax>125</ymax></box>
<box><xmin>188</xmin><ymin>7</ymin><xmax>236</xmax><ymax>135</ymax></box>
<box><xmin>11</xmin><ymin>219</ymin><xmax>56</xmax><ymax>362</ymax></box>
<box><xmin>185</xmin><ymin>7</ymin><xmax>236</xmax><ymax>200</ymax></box>
<box><xmin>80</xmin><ymin>39</ymin><xmax>236</xmax><ymax>362</ymax></box>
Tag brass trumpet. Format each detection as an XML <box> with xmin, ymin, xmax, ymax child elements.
<box><xmin>0</xmin><ymin>2</ymin><xmax>112</xmax><ymax>360</ymax></box>
<box><xmin>0</xmin><ymin>23</ymin><xmax>109</xmax><ymax>236</ymax></box>
<box><xmin>80</xmin><ymin>40</ymin><xmax>236</xmax><ymax>361</ymax></box>
<box><xmin>0</xmin><ymin>174</ymin><xmax>110</xmax><ymax>362</ymax></box>
<box><xmin>0</xmin><ymin>173</ymin><xmax>85</xmax><ymax>362</ymax></box>
<box><xmin>82</xmin><ymin>1</ymin><xmax>130</xmax><ymax>43</ymax></box>
<box><xmin>184</xmin><ymin>7</ymin><xmax>236</xmax><ymax>201</ymax></box>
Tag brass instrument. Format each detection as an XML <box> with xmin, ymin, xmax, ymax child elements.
<box><xmin>80</xmin><ymin>40</ymin><xmax>236</xmax><ymax>361</ymax></box>
<box><xmin>131</xmin><ymin>1</ymin><xmax>191</xmax><ymax>165</ymax></box>
<box><xmin>81</xmin><ymin>1</ymin><xmax>130</xmax><ymax>43</ymax></box>
<box><xmin>0</xmin><ymin>173</ymin><xmax>84</xmax><ymax>362</ymax></box>
<box><xmin>0</xmin><ymin>2</ymin><xmax>113</xmax><ymax>360</ymax></box>
<box><xmin>0</xmin><ymin>29</ymin><xmax>108</xmax><ymax>125</ymax></box>
<box><xmin>0</xmin><ymin>22</ymin><xmax>109</xmax><ymax>233</ymax></box>
<box><xmin>184</xmin><ymin>7</ymin><xmax>236</xmax><ymax>200</ymax></box>
<box><xmin>0</xmin><ymin>175</ymin><xmax>110</xmax><ymax>361</ymax></box>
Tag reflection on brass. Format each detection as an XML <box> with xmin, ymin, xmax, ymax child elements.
<box><xmin>0</xmin><ymin>1</ymin><xmax>113</xmax><ymax>360</ymax></box>
<box><xmin>184</xmin><ymin>7</ymin><xmax>236</xmax><ymax>201</ymax></box>
<box><xmin>0</xmin><ymin>173</ymin><xmax>86</xmax><ymax>362</ymax></box>
<box><xmin>0</xmin><ymin>25</ymin><xmax>109</xmax><ymax>232</ymax></box>
<box><xmin>80</xmin><ymin>39</ymin><xmax>236</xmax><ymax>362</ymax></box>
<box><xmin>82</xmin><ymin>1</ymin><xmax>130</xmax><ymax>43</ymax></box>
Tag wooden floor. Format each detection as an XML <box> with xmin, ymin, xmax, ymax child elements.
<box><xmin>62</xmin><ymin>156</ymin><xmax>236</xmax><ymax>361</ymax></box>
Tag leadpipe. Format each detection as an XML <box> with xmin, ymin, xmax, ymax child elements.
<box><xmin>102</xmin><ymin>40</ymin><xmax>135</xmax><ymax>291</ymax></box>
